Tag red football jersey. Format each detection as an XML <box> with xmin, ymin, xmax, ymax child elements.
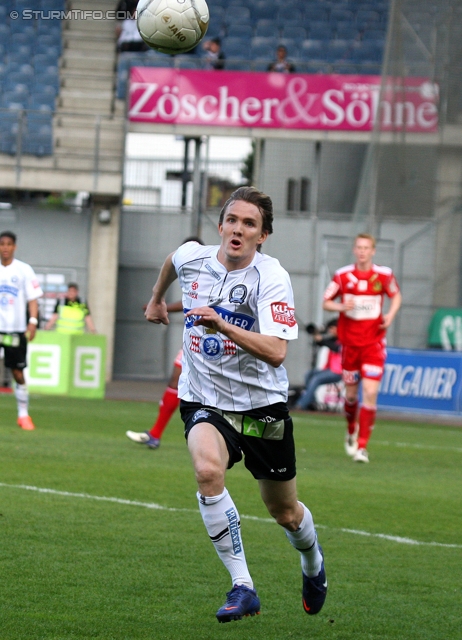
<box><xmin>323</xmin><ymin>263</ymin><xmax>400</xmax><ymax>347</ymax></box>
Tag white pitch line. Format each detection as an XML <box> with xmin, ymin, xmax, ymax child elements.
<box><xmin>1</xmin><ymin>482</ymin><xmax>461</xmax><ymax>549</ymax></box>
<box><xmin>374</xmin><ymin>440</ymin><xmax>462</xmax><ymax>453</ymax></box>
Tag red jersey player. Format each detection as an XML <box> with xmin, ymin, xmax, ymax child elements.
<box><xmin>322</xmin><ymin>234</ymin><xmax>402</xmax><ymax>463</ymax></box>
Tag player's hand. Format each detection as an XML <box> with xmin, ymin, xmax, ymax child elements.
<box><xmin>145</xmin><ymin>298</ymin><xmax>169</xmax><ymax>325</ymax></box>
<box><xmin>380</xmin><ymin>313</ymin><xmax>393</xmax><ymax>329</ymax></box>
<box><xmin>186</xmin><ymin>306</ymin><xmax>225</xmax><ymax>332</ymax></box>
<box><xmin>27</xmin><ymin>324</ymin><xmax>37</xmax><ymax>341</ymax></box>
<box><xmin>343</xmin><ymin>299</ymin><xmax>355</xmax><ymax>311</ymax></box>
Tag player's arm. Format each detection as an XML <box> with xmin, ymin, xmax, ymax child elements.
<box><xmin>85</xmin><ymin>314</ymin><xmax>97</xmax><ymax>334</ymax></box>
<box><xmin>381</xmin><ymin>290</ymin><xmax>402</xmax><ymax>330</ymax></box>
<box><xmin>145</xmin><ymin>252</ymin><xmax>178</xmax><ymax>325</ymax></box>
<box><xmin>322</xmin><ymin>278</ymin><xmax>354</xmax><ymax>313</ymax></box>
<box><xmin>27</xmin><ymin>299</ymin><xmax>39</xmax><ymax>341</ymax></box>
<box><xmin>44</xmin><ymin>312</ymin><xmax>58</xmax><ymax>330</ymax></box>
<box><xmin>186</xmin><ymin>306</ymin><xmax>287</xmax><ymax>367</ymax></box>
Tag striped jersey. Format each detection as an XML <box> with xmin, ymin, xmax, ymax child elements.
<box><xmin>172</xmin><ymin>242</ymin><xmax>298</xmax><ymax>411</ymax></box>
<box><xmin>0</xmin><ymin>258</ymin><xmax>43</xmax><ymax>333</ymax></box>
<box><xmin>323</xmin><ymin>263</ymin><xmax>400</xmax><ymax>347</ymax></box>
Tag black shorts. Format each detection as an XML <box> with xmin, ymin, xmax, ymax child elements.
<box><xmin>1</xmin><ymin>333</ymin><xmax>28</xmax><ymax>370</ymax></box>
<box><xmin>180</xmin><ymin>400</ymin><xmax>296</xmax><ymax>482</ymax></box>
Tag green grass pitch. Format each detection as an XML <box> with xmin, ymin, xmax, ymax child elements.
<box><xmin>0</xmin><ymin>393</ymin><xmax>461</xmax><ymax>639</ymax></box>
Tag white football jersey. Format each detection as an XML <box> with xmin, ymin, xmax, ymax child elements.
<box><xmin>172</xmin><ymin>242</ymin><xmax>298</xmax><ymax>411</ymax></box>
<box><xmin>0</xmin><ymin>259</ymin><xmax>43</xmax><ymax>333</ymax></box>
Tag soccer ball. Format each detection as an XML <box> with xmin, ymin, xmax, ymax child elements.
<box><xmin>137</xmin><ymin>0</ymin><xmax>209</xmax><ymax>55</ymax></box>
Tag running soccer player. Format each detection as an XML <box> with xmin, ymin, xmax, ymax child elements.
<box><xmin>145</xmin><ymin>187</ymin><xmax>327</xmax><ymax>622</ymax></box>
<box><xmin>323</xmin><ymin>233</ymin><xmax>402</xmax><ymax>463</ymax></box>
<box><xmin>0</xmin><ymin>230</ymin><xmax>43</xmax><ymax>430</ymax></box>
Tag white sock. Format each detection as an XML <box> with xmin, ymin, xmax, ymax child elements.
<box><xmin>15</xmin><ymin>383</ymin><xmax>29</xmax><ymax>418</ymax></box>
<box><xmin>285</xmin><ymin>502</ymin><xmax>322</xmax><ymax>577</ymax></box>
<box><xmin>198</xmin><ymin>488</ymin><xmax>253</xmax><ymax>589</ymax></box>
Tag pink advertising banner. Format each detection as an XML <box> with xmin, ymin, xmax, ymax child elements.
<box><xmin>129</xmin><ymin>67</ymin><xmax>439</xmax><ymax>133</ymax></box>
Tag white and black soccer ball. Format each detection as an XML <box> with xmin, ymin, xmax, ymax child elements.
<box><xmin>137</xmin><ymin>0</ymin><xmax>209</xmax><ymax>55</ymax></box>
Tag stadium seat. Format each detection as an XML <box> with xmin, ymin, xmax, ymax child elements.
<box><xmin>300</xmin><ymin>39</ymin><xmax>328</xmax><ymax>60</ymax></box>
<box><xmin>307</xmin><ymin>22</ymin><xmax>334</xmax><ymax>40</ymax></box>
<box><xmin>330</xmin><ymin>9</ymin><xmax>355</xmax><ymax>25</ymax></box>
<box><xmin>255</xmin><ymin>20</ymin><xmax>279</xmax><ymax>38</ymax></box>
<box><xmin>226</xmin><ymin>24</ymin><xmax>254</xmax><ymax>40</ymax></box>
<box><xmin>277</xmin><ymin>10</ymin><xmax>304</xmax><ymax>27</ymax></box>
<box><xmin>225</xmin><ymin>59</ymin><xmax>250</xmax><ymax>71</ymax></box>
<box><xmin>224</xmin><ymin>6</ymin><xmax>251</xmax><ymax>25</ymax></box>
<box><xmin>252</xmin><ymin>3</ymin><xmax>279</xmax><ymax>22</ymax></box>
<box><xmin>282</xmin><ymin>26</ymin><xmax>308</xmax><ymax>42</ymax></box>
<box><xmin>304</xmin><ymin>7</ymin><xmax>330</xmax><ymax>22</ymax></box>
<box><xmin>224</xmin><ymin>37</ymin><xmax>251</xmax><ymax>57</ymax></box>
<box><xmin>335</xmin><ymin>25</ymin><xmax>361</xmax><ymax>41</ymax></box>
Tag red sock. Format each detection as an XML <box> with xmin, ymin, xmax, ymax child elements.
<box><xmin>358</xmin><ymin>406</ymin><xmax>376</xmax><ymax>450</ymax></box>
<box><xmin>149</xmin><ymin>387</ymin><xmax>179</xmax><ymax>439</ymax></box>
<box><xmin>344</xmin><ymin>399</ymin><xmax>358</xmax><ymax>434</ymax></box>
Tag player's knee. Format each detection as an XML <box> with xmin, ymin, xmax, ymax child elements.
<box><xmin>194</xmin><ymin>459</ymin><xmax>225</xmax><ymax>489</ymax></box>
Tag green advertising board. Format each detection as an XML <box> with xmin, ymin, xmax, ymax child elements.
<box><xmin>26</xmin><ymin>331</ymin><xmax>106</xmax><ymax>398</ymax></box>
<box><xmin>428</xmin><ymin>308</ymin><xmax>462</xmax><ymax>351</ymax></box>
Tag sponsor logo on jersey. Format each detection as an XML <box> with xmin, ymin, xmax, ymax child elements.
<box><xmin>192</xmin><ymin>281</ymin><xmax>198</xmax><ymax>290</ymax></box>
<box><xmin>0</xmin><ymin>285</ymin><xmax>19</xmax><ymax>296</ymax></box>
<box><xmin>187</xmin><ymin>291</ymin><xmax>198</xmax><ymax>299</ymax></box>
<box><xmin>11</xmin><ymin>276</ymin><xmax>18</xmax><ymax>283</ymax></box>
<box><xmin>271</xmin><ymin>302</ymin><xmax>296</xmax><ymax>327</ymax></box>
<box><xmin>205</xmin><ymin>263</ymin><xmax>221</xmax><ymax>280</ymax></box>
<box><xmin>192</xmin><ymin>409</ymin><xmax>211</xmax><ymax>423</ymax></box>
<box><xmin>363</xmin><ymin>364</ymin><xmax>383</xmax><ymax>378</ymax></box>
<box><xmin>184</xmin><ymin>306</ymin><xmax>255</xmax><ymax>331</ymax></box>
<box><xmin>32</xmin><ymin>279</ymin><xmax>40</xmax><ymax>289</ymax></box>
<box><xmin>324</xmin><ymin>280</ymin><xmax>340</xmax><ymax>299</ymax></box>
<box><xmin>388</xmin><ymin>277</ymin><xmax>399</xmax><ymax>294</ymax></box>
<box><xmin>343</xmin><ymin>369</ymin><xmax>360</xmax><ymax>384</ymax></box>
<box><xmin>229</xmin><ymin>284</ymin><xmax>247</xmax><ymax>304</ymax></box>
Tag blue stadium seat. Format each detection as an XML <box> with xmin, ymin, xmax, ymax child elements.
<box><xmin>224</xmin><ymin>37</ymin><xmax>251</xmax><ymax>57</ymax></box>
<box><xmin>351</xmin><ymin>41</ymin><xmax>383</xmax><ymax>62</ymax></box>
<box><xmin>307</xmin><ymin>21</ymin><xmax>334</xmax><ymax>40</ymax></box>
<box><xmin>255</xmin><ymin>20</ymin><xmax>279</xmax><ymax>38</ymax></box>
<box><xmin>226</xmin><ymin>24</ymin><xmax>254</xmax><ymax>39</ymax></box>
<box><xmin>330</xmin><ymin>9</ymin><xmax>355</xmax><ymax>25</ymax></box>
<box><xmin>282</xmin><ymin>26</ymin><xmax>307</xmax><ymax>42</ymax></box>
<box><xmin>35</xmin><ymin>44</ymin><xmax>60</xmax><ymax>57</ymax></box>
<box><xmin>304</xmin><ymin>7</ymin><xmax>330</xmax><ymax>22</ymax></box>
<box><xmin>224</xmin><ymin>6</ymin><xmax>251</xmax><ymax>24</ymax></box>
<box><xmin>300</xmin><ymin>39</ymin><xmax>328</xmax><ymax>60</ymax></box>
<box><xmin>362</xmin><ymin>28</ymin><xmax>386</xmax><ymax>41</ymax></box>
<box><xmin>250</xmin><ymin>43</ymin><xmax>275</xmax><ymax>60</ymax></box>
<box><xmin>0</xmin><ymin>24</ymin><xmax>8</xmax><ymax>41</ymax></box>
<box><xmin>225</xmin><ymin>59</ymin><xmax>250</xmax><ymax>71</ymax></box>
<box><xmin>1</xmin><ymin>92</ymin><xmax>28</xmax><ymax>109</ymax></box>
<box><xmin>335</xmin><ymin>25</ymin><xmax>361</xmax><ymax>40</ymax></box>
<box><xmin>277</xmin><ymin>10</ymin><xmax>304</xmax><ymax>27</ymax></box>
<box><xmin>325</xmin><ymin>40</ymin><xmax>352</xmax><ymax>62</ymax></box>
<box><xmin>253</xmin><ymin>3</ymin><xmax>279</xmax><ymax>21</ymax></box>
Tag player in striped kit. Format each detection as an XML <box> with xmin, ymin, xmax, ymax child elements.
<box><xmin>323</xmin><ymin>233</ymin><xmax>402</xmax><ymax>463</ymax></box>
<box><xmin>0</xmin><ymin>230</ymin><xmax>43</xmax><ymax>431</ymax></box>
<box><xmin>145</xmin><ymin>187</ymin><xmax>327</xmax><ymax>623</ymax></box>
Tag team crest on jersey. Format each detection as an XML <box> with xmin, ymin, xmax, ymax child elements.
<box><xmin>200</xmin><ymin>334</ymin><xmax>225</xmax><ymax>360</ymax></box>
<box><xmin>229</xmin><ymin>284</ymin><xmax>247</xmax><ymax>304</ymax></box>
<box><xmin>271</xmin><ymin>302</ymin><xmax>296</xmax><ymax>327</ymax></box>
<box><xmin>192</xmin><ymin>409</ymin><xmax>211</xmax><ymax>423</ymax></box>
<box><xmin>372</xmin><ymin>280</ymin><xmax>382</xmax><ymax>292</ymax></box>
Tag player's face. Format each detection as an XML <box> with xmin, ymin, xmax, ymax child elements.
<box><xmin>353</xmin><ymin>238</ymin><xmax>375</xmax><ymax>269</ymax></box>
<box><xmin>218</xmin><ymin>200</ymin><xmax>268</xmax><ymax>270</ymax></box>
<box><xmin>0</xmin><ymin>236</ymin><xmax>16</xmax><ymax>265</ymax></box>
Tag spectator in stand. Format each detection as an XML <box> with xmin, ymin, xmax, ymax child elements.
<box><xmin>116</xmin><ymin>2</ymin><xmax>148</xmax><ymax>52</ymax></box>
<box><xmin>268</xmin><ymin>45</ymin><xmax>296</xmax><ymax>73</ymax></box>
<box><xmin>45</xmin><ymin>282</ymin><xmax>96</xmax><ymax>335</ymax></box>
<box><xmin>203</xmin><ymin>37</ymin><xmax>226</xmax><ymax>69</ymax></box>
<box><xmin>295</xmin><ymin>319</ymin><xmax>342</xmax><ymax>411</ymax></box>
